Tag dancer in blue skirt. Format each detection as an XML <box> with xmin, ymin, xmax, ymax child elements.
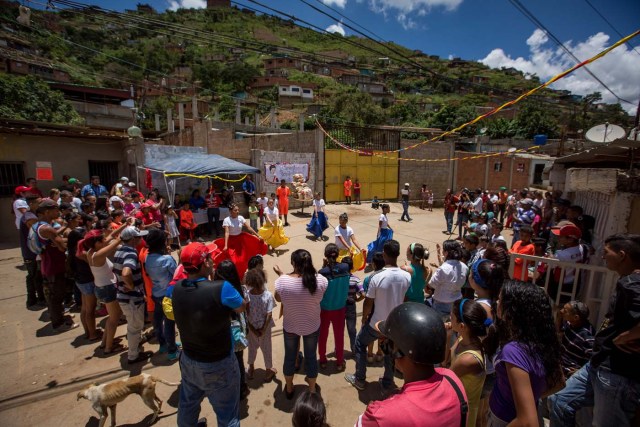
<box><xmin>366</xmin><ymin>204</ymin><xmax>393</xmax><ymax>264</ymax></box>
<box><xmin>306</xmin><ymin>192</ymin><xmax>328</xmax><ymax>241</ymax></box>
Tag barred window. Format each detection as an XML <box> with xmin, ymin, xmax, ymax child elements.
<box><xmin>0</xmin><ymin>162</ymin><xmax>25</xmax><ymax>197</ymax></box>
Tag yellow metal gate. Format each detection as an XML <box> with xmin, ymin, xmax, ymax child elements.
<box><xmin>324</xmin><ymin>149</ymin><xmax>398</xmax><ymax>203</ymax></box>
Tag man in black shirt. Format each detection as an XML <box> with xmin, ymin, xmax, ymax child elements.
<box><xmin>173</xmin><ymin>242</ymin><xmax>246</xmax><ymax>427</ymax></box>
<box><xmin>549</xmin><ymin>233</ymin><xmax>640</xmax><ymax>426</ymax></box>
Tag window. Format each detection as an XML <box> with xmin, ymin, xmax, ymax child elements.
<box><xmin>302</xmin><ymin>89</ymin><xmax>311</xmax><ymax>94</ymax></box>
<box><xmin>88</xmin><ymin>160</ymin><xmax>119</xmax><ymax>191</ymax></box>
<box><xmin>494</xmin><ymin>162</ymin><xmax>502</xmax><ymax>172</ymax></box>
<box><xmin>281</xmin><ymin>87</ymin><xmax>288</xmax><ymax>92</ymax></box>
<box><xmin>291</xmin><ymin>87</ymin><xmax>300</xmax><ymax>92</ymax></box>
<box><xmin>0</xmin><ymin>162</ymin><xmax>25</xmax><ymax>197</ymax></box>
<box><xmin>533</xmin><ymin>163</ymin><xmax>545</xmax><ymax>185</ymax></box>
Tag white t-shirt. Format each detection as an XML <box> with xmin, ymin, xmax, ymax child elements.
<box><xmin>428</xmin><ymin>260</ymin><xmax>469</xmax><ymax>304</ymax></box>
<box><xmin>555</xmin><ymin>244</ymin><xmax>586</xmax><ymax>284</ymax></box>
<box><xmin>264</xmin><ymin>206</ymin><xmax>279</xmax><ymax>222</ymax></box>
<box><xmin>313</xmin><ymin>199</ymin><xmax>325</xmax><ymax>211</ymax></box>
<box><xmin>223</xmin><ymin>215</ymin><xmax>246</xmax><ymax>236</ymax></box>
<box><xmin>379</xmin><ymin>213</ymin><xmax>389</xmax><ymax>229</ymax></box>
<box><xmin>335</xmin><ymin>225</ymin><xmax>354</xmax><ymax>249</ymax></box>
<box><xmin>476</xmin><ymin>223</ymin><xmax>489</xmax><ymax>236</ymax></box>
<box><xmin>13</xmin><ymin>198</ymin><xmax>28</xmax><ymax>229</ymax></box>
<box><xmin>472</xmin><ymin>197</ymin><xmax>483</xmax><ymax>214</ymax></box>
<box><xmin>491</xmin><ymin>234</ymin><xmax>506</xmax><ymax>243</ymax></box>
<box><xmin>366</xmin><ymin>267</ymin><xmax>411</xmax><ymax>326</ymax></box>
<box><xmin>533</xmin><ymin>198</ymin><xmax>545</xmax><ymax>210</ymax></box>
<box><xmin>256</xmin><ymin>197</ymin><xmax>269</xmax><ymax>210</ymax></box>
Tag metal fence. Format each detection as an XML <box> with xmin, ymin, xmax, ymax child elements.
<box><xmin>321</xmin><ymin>122</ymin><xmax>401</xmax><ymax>151</ymax></box>
<box><xmin>508</xmin><ymin>253</ymin><xmax>617</xmax><ymax>326</ymax></box>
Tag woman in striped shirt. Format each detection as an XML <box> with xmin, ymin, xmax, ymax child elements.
<box><xmin>275</xmin><ymin>249</ymin><xmax>328</xmax><ymax>399</ymax></box>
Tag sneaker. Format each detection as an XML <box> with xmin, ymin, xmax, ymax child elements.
<box><xmin>127</xmin><ymin>351</ymin><xmax>153</xmax><ymax>365</ymax></box>
<box><xmin>167</xmin><ymin>352</ymin><xmax>178</xmax><ymax>361</ymax></box>
<box><xmin>344</xmin><ymin>373</ymin><xmax>366</xmax><ymax>391</ymax></box>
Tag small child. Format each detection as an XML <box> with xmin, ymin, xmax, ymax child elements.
<box><xmin>164</xmin><ymin>205</ymin><xmax>180</xmax><ymax>248</ymax></box>
<box><xmin>270</xmin><ymin>192</ymin><xmax>278</xmax><ymax>209</ymax></box>
<box><xmin>256</xmin><ymin>191</ymin><xmax>268</xmax><ymax>227</ymax></box>
<box><xmin>363</xmin><ymin>251</ymin><xmax>385</xmax><ymax>363</ymax></box>
<box><xmin>371</xmin><ymin>195</ymin><xmax>379</xmax><ymax>210</ymax></box>
<box><xmin>248</xmin><ymin>197</ymin><xmax>259</xmax><ymax>231</ymax></box>
<box><xmin>427</xmin><ymin>190</ymin><xmax>434</xmax><ymax>212</ymax></box>
<box><xmin>179</xmin><ymin>201</ymin><xmax>197</xmax><ymax>241</ymax></box>
<box><xmin>559</xmin><ymin>300</ymin><xmax>595</xmax><ymax>377</ymax></box>
<box><xmin>342</xmin><ymin>256</ymin><xmax>365</xmax><ymax>357</ymax></box>
<box><xmin>244</xmin><ymin>268</ymin><xmax>277</xmax><ymax>382</ymax></box>
<box><xmin>292</xmin><ymin>390</ymin><xmax>328</xmax><ymax>427</ymax></box>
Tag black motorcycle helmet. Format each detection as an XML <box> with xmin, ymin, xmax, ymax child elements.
<box><xmin>376</xmin><ymin>302</ymin><xmax>446</xmax><ymax>365</ymax></box>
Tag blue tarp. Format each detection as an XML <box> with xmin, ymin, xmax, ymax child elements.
<box><xmin>144</xmin><ymin>153</ymin><xmax>260</xmax><ymax>177</ymax></box>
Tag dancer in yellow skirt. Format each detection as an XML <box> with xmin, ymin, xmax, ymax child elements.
<box><xmin>334</xmin><ymin>213</ymin><xmax>366</xmax><ymax>271</ymax></box>
<box><xmin>258</xmin><ymin>198</ymin><xmax>289</xmax><ymax>249</ymax></box>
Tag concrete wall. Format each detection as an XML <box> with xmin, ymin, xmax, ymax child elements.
<box><xmin>566</xmin><ymin>168</ymin><xmax>618</xmax><ymax>194</ymax></box>
<box><xmin>399</xmin><ymin>140</ymin><xmax>452</xmax><ymax>205</ymax></box>
<box><xmin>252</xmin><ymin>150</ymin><xmax>317</xmax><ymax>197</ymax></box>
<box><xmin>0</xmin><ymin>132</ymin><xmax>127</xmax><ymax>244</ymax></box>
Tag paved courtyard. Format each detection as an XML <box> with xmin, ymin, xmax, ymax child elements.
<box><xmin>0</xmin><ymin>202</ymin><xmax>458</xmax><ymax>427</ymax></box>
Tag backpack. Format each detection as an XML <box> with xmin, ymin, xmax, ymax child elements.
<box><xmin>27</xmin><ymin>221</ymin><xmax>48</xmax><ymax>255</ymax></box>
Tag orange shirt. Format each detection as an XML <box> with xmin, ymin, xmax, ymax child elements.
<box><xmin>510</xmin><ymin>240</ymin><xmax>535</xmax><ymax>281</ymax></box>
<box><xmin>344</xmin><ymin>179</ymin><xmax>353</xmax><ymax>196</ymax></box>
<box><xmin>276</xmin><ymin>186</ymin><xmax>290</xmax><ymax>204</ymax></box>
<box><xmin>180</xmin><ymin>209</ymin><xmax>196</xmax><ymax>230</ymax></box>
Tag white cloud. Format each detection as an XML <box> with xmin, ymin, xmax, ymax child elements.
<box><xmin>168</xmin><ymin>0</ymin><xmax>207</xmax><ymax>11</ymax></box>
<box><xmin>325</xmin><ymin>22</ymin><xmax>346</xmax><ymax>36</ymax></box>
<box><xmin>480</xmin><ymin>30</ymin><xmax>640</xmax><ymax>114</ymax></box>
<box><xmin>366</xmin><ymin>0</ymin><xmax>463</xmax><ymax>30</ymax></box>
<box><xmin>321</xmin><ymin>0</ymin><xmax>348</xmax><ymax>7</ymax></box>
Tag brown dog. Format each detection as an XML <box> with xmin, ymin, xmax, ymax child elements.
<box><xmin>76</xmin><ymin>373</ymin><xmax>180</xmax><ymax>427</ymax></box>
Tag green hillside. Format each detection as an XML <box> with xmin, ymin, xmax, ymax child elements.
<box><xmin>0</xmin><ymin>1</ymin><xmax>630</xmax><ymax>137</ymax></box>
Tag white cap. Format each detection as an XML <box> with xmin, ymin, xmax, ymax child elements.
<box><xmin>119</xmin><ymin>176</ymin><xmax>129</xmax><ymax>182</ymax></box>
<box><xmin>120</xmin><ymin>226</ymin><xmax>148</xmax><ymax>241</ymax></box>
<box><xmin>109</xmin><ymin>196</ymin><xmax>124</xmax><ymax>204</ymax></box>
<box><xmin>404</xmin><ymin>182</ymin><xmax>410</xmax><ymax>186</ymax></box>
<box><xmin>128</xmin><ymin>182</ymin><xmax>136</xmax><ymax>187</ymax></box>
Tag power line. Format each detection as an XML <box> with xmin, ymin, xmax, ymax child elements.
<box><xmin>507</xmin><ymin>0</ymin><xmax>634</xmax><ymax>105</ymax></box>
<box><xmin>582</xmin><ymin>0</ymin><xmax>640</xmax><ymax>57</ymax></box>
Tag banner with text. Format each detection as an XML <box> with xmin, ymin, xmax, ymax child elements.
<box><xmin>264</xmin><ymin>163</ymin><xmax>310</xmax><ymax>184</ymax></box>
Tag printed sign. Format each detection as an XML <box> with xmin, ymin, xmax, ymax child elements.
<box><xmin>264</xmin><ymin>163</ymin><xmax>309</xmax><ymax>184</ymax></box>
<box><xmin>36</xmin><ymin>161</ymin><xmax>53</xmax><ymax>181</ymax></box>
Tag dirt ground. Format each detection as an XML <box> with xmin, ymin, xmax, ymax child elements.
<box><xmin>0</xmin><ymin>202</ymin><xmax>458</xmax><ymax>427</ymax></box>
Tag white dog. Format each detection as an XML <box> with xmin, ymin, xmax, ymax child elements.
<box><xmin>77</xmin><ymin>373</ymin><xmax>180</xmax><ymax>427</ymax></box>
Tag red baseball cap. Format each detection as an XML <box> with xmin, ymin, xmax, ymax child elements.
<box><xmin>14</xmin><ymin>186</ymin><xmax>32</xmax><ymax>195</ymax></box>
<box><xmin>551</xmin><ymin>224</ymin><xmax>582</xmax><ymax>239</ymax></box>
<box><xmin>180</xmin><ymin>242</ymin><xmax>218</xmax><ymax>272</ymax></box>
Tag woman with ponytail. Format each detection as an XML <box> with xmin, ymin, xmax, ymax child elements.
<box><xmin>402</xmin><ymin>242</ymin><xmax>431</xmax><ymax>303</ymax></box>
<box><xmin>450</xmin><ymin>298</ymin><xmax>490</xmax><ymax>427</ymax></box>
<box><xmin>428</xmin><ymin>240</ymin><xmax>469</xmax><ymax>316</ymax></box>
<box><xmin>468</xmin><ymin>258</ymin><xmax>505</xmax><ymax>427</ymax></box>
<box><xmin>318</xmin><ymin>244</ymin><xmax>350</xmax><ymax>371</ymax></box>
<box><xmin>80</xmin><ymin>219</ymin><xmax>131</xmax><ymax>354</ymax></box>
<box><xmin>275</xmin><ymin>250</ymin><xmax>328</xmax><ymax>399</ymax></box>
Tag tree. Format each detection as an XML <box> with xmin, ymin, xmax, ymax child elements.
<box><xmin>428</xmin><ymin>103</ymin><xmax>477</xmax><ymax>137</ymax></box>
<box><xmin>0</xmin><ymin>75</ymin><xmax>83</xmax><ymax>125</ymax></box>
<box><xmin>320</xmin><ymin>90</ymin><xmax>385</xmax><ymax>126</ymax></box>
<box><xmin>486</xmin><ymin>118</ymin><xmax>517</xmax><ymax>139</ymax></box>
<box><xmin>513</xmin><ymin>102</ymin><xmax>559</xmax><ymax>139</ymax></box>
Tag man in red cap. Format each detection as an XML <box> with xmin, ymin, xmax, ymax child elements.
<box><xmin>13</xmin><ymin>186</ymin><xmax>32</xmax><ymax>230</ymax></box>
<box><xmin>135</xmin><ymin>200</ymin><xmax>160</xmax><ymax>229</ymax></box>
<box><xmin>173</xmin><ymin>242</ymin><xmax>246</xmax><ymax>427</ymax></box>
<box><xmin>550</xmin><ymin>223</ymin><xmax>589</xmax><ymax>304</ymax></box>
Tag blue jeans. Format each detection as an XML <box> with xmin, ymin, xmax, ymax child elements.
<box><xmin>354</xmin><ymin>323</ymin><xmax>395</xmax><ymax>387</ymax></box>
<box><xmin>178</xmin><ymin>351</ymin><xmax>240</xmax><ymax>427</ymax></box>
<box><xmin>283</xmin><ymin>329</ymin><xmax>319</xmax><ymax>378</ymax></box>
<box><xmin>345</xmin><ymin>303</ymin><xmax>357</xmax><ymax>354</ymax></box>
<box><xmin>444</xmin><ymin>211</ymin><xmax>454</xmax><ymax>233</ymax></box>
<box><xmin>548</xmin><ymin>361</ymin><xmax>640</xmax><ymax>427</ymax></box>
<box><xmin>401</xmin><ymin>200</ymin><xmax>411</xmax><ymax>221</ymax></box>
<box><xmin>152</xmin><ymin>296</ymin><xmax>177</xmax><ymax>353</ymax></box>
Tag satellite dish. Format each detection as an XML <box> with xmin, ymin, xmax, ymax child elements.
<box><xmin>480</xmin><ymin>127</ymin><xmax>488</xmax><ymax>135</ymax></box>
<box><xmin>507</xmin><ymin>147</ymin><xmax>517</xmax><ymax>153</ymax></box>
<box><xmin>585</xmin><ymin>123</ymin><xmax>626</xmax><ymax>143</ymax></box>
<box><xmin>629</xmin><ymin>128</ymin><xmax>640</xmax><ymax>142</ymax></box>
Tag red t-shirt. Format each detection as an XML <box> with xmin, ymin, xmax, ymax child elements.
<box><xmin>135</xmin><ymin>210</ymin><xmax>154</xmax><ymax>226</ymax></box>
<box><xmin>356</xmin><ymin>368</ymin><xmax>466</xmax><ymax>427</ymax></box>
<box><xmin>510</xmin><ymin>240</ymin><xmax>535</xmax><ymax>281</ymax></box>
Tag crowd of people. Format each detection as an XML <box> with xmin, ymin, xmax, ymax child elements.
<box><xmin>11</xmin><ymin>174</ymin><xmax>640</xmax><ymax>427</ymax></box>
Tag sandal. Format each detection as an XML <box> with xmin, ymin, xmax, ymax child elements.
<box><xmin>87</xmin><ymin>329</ymin><xmax>104</xmax><ymax>342</ymax></box>
<box><xmin>99</xmin><ymin>337</ymin><xmax>122</xmax><ymax>349</ymax></box>
<box><xmin>265</xmin><ymin>368</ymin><xmax>277</xmax><ymax>383</ymax></box>
<box><xmin>103</xmin><ymin>343</ymin><xmax>127</xmax><ymax>355</ymax></box>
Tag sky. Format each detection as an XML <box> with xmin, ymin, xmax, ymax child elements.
<box><xmin>39</xmin><ymin>0</ymin><xmax>640</xmax><ymax>113</ymax></box>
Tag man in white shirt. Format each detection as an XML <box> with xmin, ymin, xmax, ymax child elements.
<box><xmin>345</xmin><ymin>239</ymin><xmax>411</xmax><ymax>394</ymax></box>
<box><xmin>472</xmin><ymin>190</ymin><xmax>483</xmax><ymax>214</ymax></box>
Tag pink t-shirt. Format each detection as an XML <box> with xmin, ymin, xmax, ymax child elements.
<box><xmin>274</xmin><ymin>274</ymin><xmax>328</xmax><ymax>336</ymax></box>
<box><xmin>356</xmin><ymin>368</ymin><xmax>466</xmax><ymax>427</ymax></box>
